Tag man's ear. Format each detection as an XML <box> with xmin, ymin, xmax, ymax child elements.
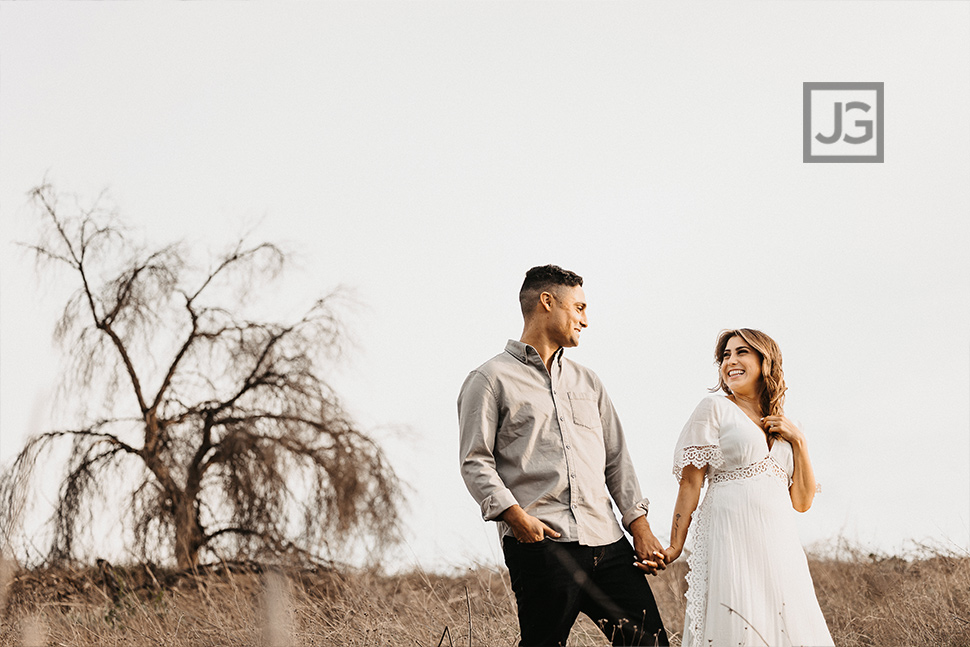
<box><xmin>539</xmin><ymin>291</ymin><xmax>555</xmax><ymax>312</ymax></box>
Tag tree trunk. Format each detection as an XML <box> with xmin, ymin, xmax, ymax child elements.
<box><xmin>172</xmin><ymin>493</ymin><xmax>204</xmax><ymax>570</ymax></box>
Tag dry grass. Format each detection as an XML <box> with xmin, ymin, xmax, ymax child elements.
<box><xmin>0</xmin><ymin>543</ymin><xmax>967</xmax><ymax>646</ymax></box>
<box><xmin>808</xmin><ymin>541</ymin><xmax>970</xmax><ymax>646</ymax></box>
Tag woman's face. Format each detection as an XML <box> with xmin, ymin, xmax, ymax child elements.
<box><xmin>720</xmin><ymin>335</ymin><xmax>763</xmax><ymax>395</ymax></box>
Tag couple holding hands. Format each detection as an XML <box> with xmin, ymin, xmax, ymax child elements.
<box><xmin>458</xmin><ymin>265</ymin><xmax>834</xmax><ymax>647</ymax></box>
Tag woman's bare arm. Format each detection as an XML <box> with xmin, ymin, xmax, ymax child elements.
<box><xmin>633</xmin><ymin>463</ymin><xmax>706</xmax><ymax>573</ymax></box>
<box><xmin>765</xmin><ymin>415</ymin><xmax>817</xmax><ymax>512</ymax></box>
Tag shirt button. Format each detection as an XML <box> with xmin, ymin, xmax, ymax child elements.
<box><xmin>559</xmin><ymin>416</ymin><xmax>564</xmax><ymax>421</ymax></box>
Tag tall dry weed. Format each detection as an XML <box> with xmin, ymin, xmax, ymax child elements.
<box><xmin>263</xmin><ymin>569</ymin><xmax>296</xmax><ymax>647</ymax></box>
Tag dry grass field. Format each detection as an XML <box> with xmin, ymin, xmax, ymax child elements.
<box><xmin>1</xmin><ymin>542</ymin><xmax>967</xmax><ymax>646</ymax></box>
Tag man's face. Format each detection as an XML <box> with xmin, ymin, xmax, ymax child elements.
<box><xmin>547</xmin><ymin>285</ymin><xmax>588</xmax><ymax>348</ymax></box>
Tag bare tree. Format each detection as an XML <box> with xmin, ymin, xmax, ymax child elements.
<box><xmin>0</xmin><ymin>184</ymin><xmax>403</xmax><ymax>570</ymax></box>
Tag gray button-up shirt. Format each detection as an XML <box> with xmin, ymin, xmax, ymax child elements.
<box><xmin>458</xmin><ymin>340</ymin><xmax>649</xmax><ymax>546</ymax></box>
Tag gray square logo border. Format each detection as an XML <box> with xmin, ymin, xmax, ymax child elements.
<box><xmin>803</xmin><ymin>82</ymin><xmax>884</xmax><ymax>163</ymax></box>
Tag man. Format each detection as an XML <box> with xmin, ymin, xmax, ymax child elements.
<box><xmin>458</xmin><ymin>265</ymin><xmax>669</xmax><ymax>646</ymax></box>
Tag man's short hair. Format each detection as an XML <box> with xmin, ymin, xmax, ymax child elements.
<box><xmin>518</xmin><ymin>265</ymin><xmax>584</xmax><ymax>317</ymax></box>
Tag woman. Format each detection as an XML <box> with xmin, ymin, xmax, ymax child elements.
<box><xmin>643</xmin><ymin>329</ymin><xmax>834</xmax><ymax>646</ymax></box>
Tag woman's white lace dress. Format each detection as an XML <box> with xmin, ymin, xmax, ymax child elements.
<box><xmin>674</xmin><ymin>395</ymin><xmax>834</xmax><ymax>647</ymax></box>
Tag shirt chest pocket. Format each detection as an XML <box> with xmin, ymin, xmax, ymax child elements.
<box><xmin>567</xmin><ymin>392</ymin><xmax>601</xmax><ymax>429</ymax></box>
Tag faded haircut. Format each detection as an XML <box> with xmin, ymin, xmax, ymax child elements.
<box><xmin>518</xmin><ymin>265</ymin><xmax>584</xmax><ymax>317</ymax></box>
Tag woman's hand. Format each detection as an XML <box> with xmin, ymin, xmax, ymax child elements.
<box><xmin>660</xmin><ymin>463</ymin><xmax>705</xmax><ymax>572</ymax></box>
<box><xmin>763</xmin><ymin>416</ymin><xmax>818</xmax><ymax>512</ymax></box>
<box><xmin>762</xmin><ymin>415</ymin><xmax>805</xmax><ymax>448</ymax></box>
<box><xmin>662</xmin><ymin>545</ymin><xmax>683</xmax><ymax>564</ymax></box>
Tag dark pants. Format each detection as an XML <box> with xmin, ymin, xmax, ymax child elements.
<box><xmin>503</xmin><ymin>536</ymin><xmax>669</xmax><ymax>647</ymax></box>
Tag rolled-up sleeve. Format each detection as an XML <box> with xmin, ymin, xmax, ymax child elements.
<box><xmin>458</xmin><ymin>370</ymin><xmax>518</xmax><ymax>521</ymax></box>
<box><xmin>598</xmin><ymin>383</ymin><xmax>650</xmax><ymax>529</ymax></box>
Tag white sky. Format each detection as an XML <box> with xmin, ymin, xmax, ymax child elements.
<box><xmin>1</xmin><ymin>2</ymin><xmax>968</xmax><ymax>572</ymax></box>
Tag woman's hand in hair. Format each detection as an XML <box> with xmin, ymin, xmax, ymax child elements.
<box><xmin>762</xmin><ymin>415</ymin><xmax>805</xmax><ymax>449</ymax></box>
<box><xmin>764</xmin><ymin>416</ymin><xmax>818</xmax><ymax>512</ymax></box>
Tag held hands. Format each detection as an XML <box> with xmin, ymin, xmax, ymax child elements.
<box><xmin>501</xmin><ymin>505</ymin><xmax>561</xmax><ymax>543</ymax></box>
<box><xmin>661</xmin><ymin>545</ymin><xmax>683</xmax><ymax>564</ymax></box>
<box><xmin>634</xmin><ymin>544</ymin><xmax>683</xmax><ymax>576</ymax></box>
<box><xmin>630</xmin><ymin>517</ymin><xmax>667</xmax><ymax>576</ymax></box>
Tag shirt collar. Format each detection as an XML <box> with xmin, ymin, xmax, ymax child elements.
<box><xmin>505</xmin><ymin>339</ymin><xmax>564</xmax><ymax>368</ymax></box>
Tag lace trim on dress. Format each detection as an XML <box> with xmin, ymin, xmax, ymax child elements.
<box><xmin>673</xmin><ymin>445</ymin><xmax>725</xmax><ymax>483</ymax></box>
<box><xmin>684</xmin><ymin>499</ymin><xmax>712</xmax><ymax>647</ymax></box>
<box><xmin>709</xmin><ymin>455</ymin><xmax>790</xmax><ymax>486</ymax></box>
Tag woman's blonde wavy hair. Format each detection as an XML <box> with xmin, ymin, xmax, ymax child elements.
<box><xmin>711</xmin><ymin>328</ymin><xmax>787</xmax><ymax>417</ymax></box>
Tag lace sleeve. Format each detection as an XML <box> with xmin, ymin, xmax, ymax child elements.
<box><xmin>673</xmin><ymin>444</ymin><xmax>724</xmax><ymax>483</ymax></box>
<box><xmin>672</xmin><ymin>397</ymin><xmax>724</xmax><ymax>483</ymax></box>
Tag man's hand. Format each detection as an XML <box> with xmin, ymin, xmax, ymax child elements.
<box><xmin>501</xmin><ymin>505</ymin><xmax>561</xmax><ymax>543</ymax></box>
<box><xmin>629</xmin><ymin>516</ymin><xmax>666</xmax><ymax>576</ymax></box>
